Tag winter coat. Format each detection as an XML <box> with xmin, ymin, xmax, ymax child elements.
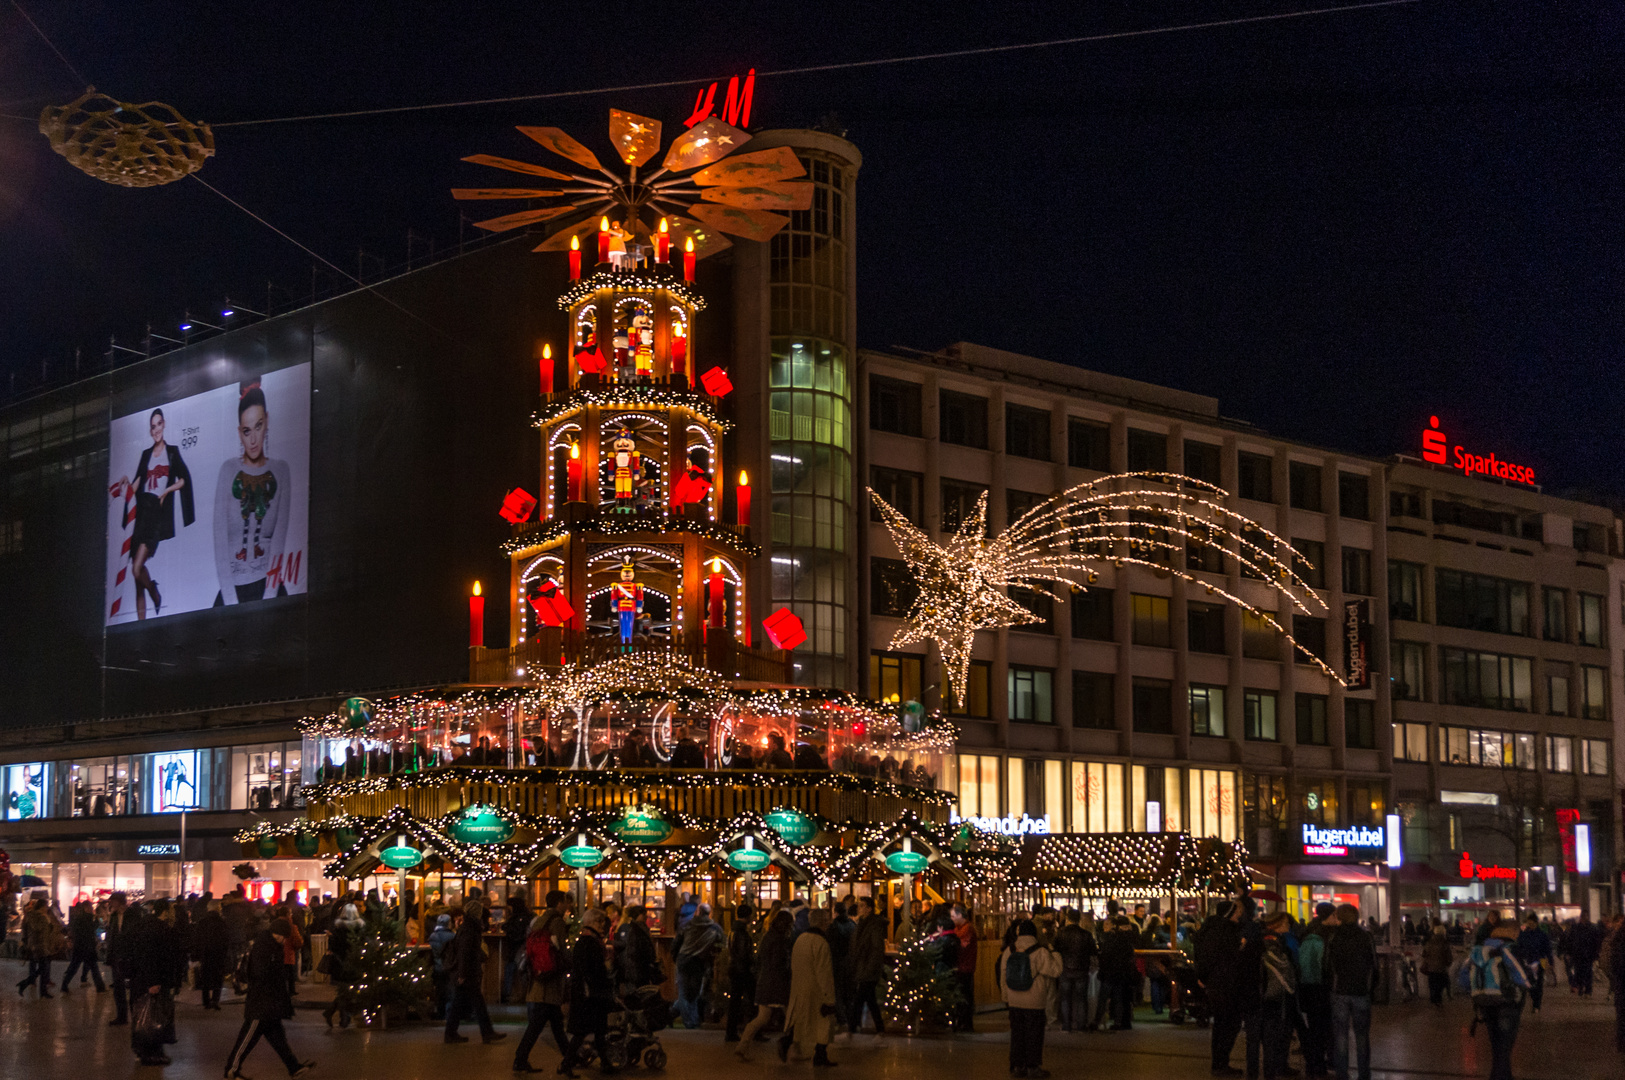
<box><xmin>952</xmin><ymin>920</ymin><xmax>978</xmax><ymax>975</ymax></box>
<box><xmin>614</xmin><ymin>918</ymin><xmax>661</xmax><ymax>989</ymax></box>
<box><xmin>328</xmin><ymin>922</ymin><xmax>360</xmax><ymax>986</ymax></box>
<box><xmin>569</xmin><ymin>928</ymin><xmax>614</xmax><ymax>1007</ymax></box>
<box><xmin>755</xmin><ymin>925</ymin><xmax>794</xmax><ymax>1007</ymax></box>
<box><xmin>105</xmin><ymin>907</ymin><xmax>138</xmax><ymax>970</ymax></box>
<box><xmin>192</xmin><ymin>911</ymin><xmax>230</xmax><ymax>989</ymax></box>
<box><xmin>244</xmin><ymin>930</ymin><xmax>295</xmax><ymax>1021</ymax></box>
<box><xmin>1420</xmin><ymin>934</ymin><xmax>1453</xmax><ymax>975</ymax></box>
<box><xmin>1055</xmin><ymin>922</ymin><xmax>1096</xmax><ymax>976</ymax></box>
<box><xmin>428</xmin><ymin>922</ymin><xmax>456</xmax><ymax>974</ymax></box>
<box><xmin>728</xmin><ymin>920</ymin><xmax>757</xmax><ymax>977</ymax></box>
<box><xmin>527</xmin><ymin>911</ymin><xmax>571</xmax><ymax>1005</ymax></box>
<box><xmin>675</xmin><ymin>912</ymin><xmax>724</xmax><ymax>970</ymax></box>
<box><xmin>1195</xmin><ymin>915</ymin><xmax>1258</xmax><ymax>1009</ymax></box>
<box><xmin>999</xmin><ymin>933</ymin><xmax>1063</xmax><ymax>1010</ymax></box>
<box><xmin>126</xmin><ymin>914</ymin><xmax>183</xmax><ymax>991</ymax></box>
<box><xmin>1327</xmin><ymin>923</ymin><xmax>1377</xmax><ymax>998</ymax></box>
<box><xmin>68</xmin><ymin>904</ymin><xmax>98</xmax><ymax>954</ymax></box>
<box><xmin>1098</xmin><ymin>927</ymin><xmax>1139</xmax><ymax>982</ymax></box>
<box><xmin>851</xmin><ymin>913</ymin><xmax>888</xmax><ymax>983</ymax></box>
<box><xmin>450</xmin><ymin>919</ymin><xmax>487</xmax><ymax>984</ymax></box>
<box><xmin>785</xmin><ymin>928</ymin><xmax>837</xmax><ymax>1055</ymax></box>
<box><xmin>23</xmin><ymin>907</ymin><xmax>65</xmax><ymax>960</ymax></box>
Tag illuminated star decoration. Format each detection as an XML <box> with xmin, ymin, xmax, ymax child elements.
<box><xmin>869</xmin><ymin>472</ymin><xmax>1342</xmax><ymax>707</ymax></box>
<box><xmin>451</xmin><ymin>107</ymin><xmax>815</xmax><ymax>258</ymax></box>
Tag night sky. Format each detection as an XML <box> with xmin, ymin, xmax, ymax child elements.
<box><xmin>1</xmin><ymin>2</ymin><xmax>1620</xmax><ymax>496</ymax></box>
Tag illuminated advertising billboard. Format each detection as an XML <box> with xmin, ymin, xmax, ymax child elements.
<box><xmin>3</xmin><ymin>763</ymin><xmax>49</xmax><ymax>821</ymax></box>
<box><xmin>150</xmin><ymin>750</ymin><xmax>201</xmax><ymax>812</ymax></box>
<box><xmin>104</xmin><ymin>364</ymin><xmax>310</xmax><ymax>625</ymax></box>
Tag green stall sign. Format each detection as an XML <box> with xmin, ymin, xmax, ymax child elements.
<box><xmin>884</xmin><ymin>849</ymin><xmax>929</xmax><ymax>875</ymax></box>
<box><xmin>380</xmin><ymin>844</ymin><xmax>423</xmax><ymax>869</ymax></box>
<box><xmin>256</xmin><ymin>836</ymin><xmax>281</xmax><ymax>859</ymax></box>
<box><xmin>764</xmin><ymin>808</ymin><xmax>816</xmax><ymax>845</ymax></box>
<box><xmin>560</xmin><ymin>844</ymin><xmax>605</xmax><ymax>869</ymax></box>
<box><xmin>449</xmin><ymin>806</ymin><xmax>515</xmax><ymax>844</ymax></box>
<box><xmin>609</xmin><ymin>808</ymin><xmax>672</xmax><ymax>845</ymax></box>
<box><xmin>727</xmin><ymin>847</ymin><xmax>772</xmax><ymax>872</ymax></box>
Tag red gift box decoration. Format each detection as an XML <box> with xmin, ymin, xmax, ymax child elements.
<box><xmin>699</xmin><ymin>366</ymin><xmax>733</xmax><ymax>397</ymax></box>
<box><xmin>762</xmin><ymin>607</ymin><xmax>807</xmax><ymax>651</ymax></box>
<box><xmin>528</xmin><ymin>581</ymin><xmax>574</xmax><ymax>626</ymax></box>
<box><xmin>499</xmin><ymin>487</ymin><xmax>538</xmax><ymax>523</ymax></box>
<box><xmin>576</xmin><ymin>348</ymin><xmax>608</xmax><ymax>375</ymax></box>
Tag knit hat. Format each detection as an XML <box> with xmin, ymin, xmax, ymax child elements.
<box><xmin>436</xmin><ymin>914</ymin><xmax>451</xmax><ymax>927</ymax></box>
<box><xmin>1214</xmin><ymin>900</ymin><xmax>1238</xmax><ymax>920</ymax></box>
<box><xmin>270</xmin><ymin>917</ymin><xmax>293</xmax><ymax>937</ymax></box>
<box><xmin>1315</xmin><ymin>903</ymin><xmax>1337</xmax><ymax>920</ymax></box>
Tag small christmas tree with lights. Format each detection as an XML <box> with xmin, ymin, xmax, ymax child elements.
<box><xmin>881</xmin><ymin>928</ymin><xmax>963</xmax><ymax>1035</ymax></box>
<box><xmin>335</xmin><ymin>915</ymin><xmax>431</xmax><ymax>1026</ymax></box>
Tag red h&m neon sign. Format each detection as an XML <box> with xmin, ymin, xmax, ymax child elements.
<box><xmin>686</xmin><ymin>70</ymin><xmax>755</xmax><ymax>129</ymax></box>
<box><xmin>1422</xmin><ymin>416</ymin><xmax>1535</xmax><ymax>486</ymax></box>
<box><xmin>1457</xmin><ymin>851</ymin><xmax>1517</xmax><ymax>881</ymax></box>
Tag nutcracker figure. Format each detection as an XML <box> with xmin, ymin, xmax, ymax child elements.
<box><xmin>631</xmin><ymin>311</ymin><xmax>654</xmax><ymax>380</ymax></box>
<box><xmin>610</xmin><ymin>428</ymin><xmax>641</xmax><ymax>510</ymax></box>
<box><xmin>610</xmin><ymin>561</ymin><xmax>645</xmax><ymax>646</ymax></box>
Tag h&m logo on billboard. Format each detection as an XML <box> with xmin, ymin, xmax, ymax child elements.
<box><xmin>1422</xmin><ymin>416</ymin><xmax>1535</xmax><ymax>486</ymax></box>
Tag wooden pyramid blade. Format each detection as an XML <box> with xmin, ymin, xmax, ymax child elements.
<box><xmin>472</xmin><ymin>205</ymin><xmax>581</xmax><ymax>233</ymax></box>
<box><xmin>699</xmin><ymin>181</ymin><xmax>812</xmax><ymax>212</ymax></box>
<box><xmin>662</xmin><ymin>117</ymin><xmax>748</xmax><ymax>172</ymax></box>
<box><xmin>516</xmin><ymin>126</ymin><xmax>603</xmax><ymax>171</ymax></box>
<box><xmin>451</xmin><ymin>188</ymin><xmax>566</xmax><ymax>200</ymax></box>
<box><xmin>608</xmin><ymin>109</ymin><xmax>662</xmax><ymax>167</ymax></box>
<box><xmin>691</xmin><ymin>146</ymin><xmax>806</xmax><ymax>186</ymax></box>
<box><xmin>686</xmin><ymin>203</ymin><xmax>788</xmax><ymax>242</ymax></box>
<box><xmin>460</xmin><ymin>154</ymin><xmax>576</xmax><ymax>181</ymax></box>
<box><xmin>532</xmin><ymin>214</ymin><xmax>607</xmax><ymax>252</ymax></box>
<box><xmin>668</xmin><ymin>216</ymin><xmax>733</xmax><ymax>259</ymax></box>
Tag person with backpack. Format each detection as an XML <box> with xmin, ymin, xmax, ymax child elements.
<box><xmin>1259</xmin><ymin>912</ymin><xmax>1300</xmax><ymax>1080</ymax></box>
<box><xmin>514</xmin><ymin>893</ymin><xmax>571</xmax><ymax>1075</ymax></box>
<box><xmin>1327</xmin><ymin>904</ymin><xmax>1377</xmax><ymax>1080</ymax></box>
<box><xmin>614</xmin><ymin>902</ymin><xmax>661</xmax><ymax>992</ymax></box>
<box><xmin>1298</xmin><ymin>903</ymin><xmax>1335</xmax><ymax>1077</ymax></box>
<box><xmin>1053</xmin><ymin>907</ymin><xmax>1097</xmax><ymax>1032</ymax></box>
<box><xmin>428</xmin><ymin>913</ymin><xmax>457</xmax><ymax>1020</ymax></box>
<box><xmin>670</xmin><ymin>901</ymin><xmax>724</xmax><ymax>1029</ymax></box>
<box><xmin>1000</xmin><ymin>917</ymin><xmax>1062</xmax><ymax>1078</ymax></box>
<box><xmin>1460</xmin><ymin>922</ymin><xmax>1530</xmax><ymax>1080</ymax></box>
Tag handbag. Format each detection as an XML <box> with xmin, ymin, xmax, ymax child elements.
<box><xmin>316</xmin><ymin>951</ymin><xmax>337</xmax><ymax>977</ymax></box>
<box><xmin>132</xmin><ymin>989</ymin><xmax>176</xmax><ymax>1042</ymax></box>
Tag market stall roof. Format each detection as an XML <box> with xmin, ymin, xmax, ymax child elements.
<box><xmin>825</xmin><ymin>810</ymin><xmax>961</xmax><ymax>883</ymax></box>
<box><xmin>1278</xmin><ymin>863</ymin><xmax>1384</xmax><ymax>885</ymax></box>
<box><xmin>1012</xmin><ymin>832</ymin><xmax>1251</xmax><ymax>893</ymax></box>
<box><xmin>322</xmin><ymin>805</ymin><xmax>509</xmax><ymax>880</ymax></box>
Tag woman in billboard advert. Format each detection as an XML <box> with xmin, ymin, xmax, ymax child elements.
<box><xmin>113</xmin><ymin>408</ymin><xmax>195</xmax><ymax>620</ymax></box>
<box><xmin>213</xmin><ymin>382</ymin><xmax>294</xmax><ymax>606</ymax></box>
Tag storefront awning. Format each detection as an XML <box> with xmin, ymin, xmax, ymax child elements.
<box><xmin>1278</xmin><ymin>863</ymin><xmax>1384</xmax><ymax>885</ymax></box>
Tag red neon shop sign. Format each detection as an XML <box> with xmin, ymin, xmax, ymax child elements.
<box><xmin>1422</xmin><ymin>416</ymin><xmax>1535</xmax><ymax>486</ymax></box>
<box><xmin>1457</xmin><ymin>851</ymin><xmax>1517</xmax><ymax>881</ymax></box>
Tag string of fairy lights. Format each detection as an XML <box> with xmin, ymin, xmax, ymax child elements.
<box><xmin>870</xmin><ymin>470</ymin><xmax>1346</xmax><ymax>707</ymax></box>
<box><xmin>502</xmin><ymin>512</ymin><xmax>757</xmax><ymax>557</ymax></box>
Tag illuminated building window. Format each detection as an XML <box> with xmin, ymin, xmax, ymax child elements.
<box><xmin>1580</xmin><ymin>738</ymin><xmax>1609</xmax><ymax>776</ymax></box>
<box><xmin>1581</xmin><ymin>665</ymin><xmax>1607</xmax><ymax>720</ymax></box>
<box><xmin>1187</xmin><ymin>768</ymin><xmax>1237</xmax><ymax>841</ymax></box>
<box><xmin>1296</xmin><ymin>777</ymin><xmax>1337</xmax><ymax>827</ymax></box>
<box><xmin>1070</xmin><ymin>760</ymin><xmax>1125</xmax><ymax>833</ymax></box>
<box><xmin>957</xmin><ymin>753</ymin><xmax>1001</xmax><ymax>816</ymax></box>
<box><xmin>1544</xmin><ymin>735</ymin><xmax>1573</xmax><ymax>774</ymax></box>
<box><xmin>1394</xmin><ymin>722</ymin><xmax>1429</xmax><ymax>762</ymax></box>
<box><xmin>1436</xmin><ymin>725</ymin><xmax>1535</xmax><ymax>769</ymax></box>
<box><xmin>1245</xmin><ymin>691</ymin><xmax>1278</xmax><ymax>742</ymax></box>
<box><xmin>1547</xmin><ymin>669</ymin><xmax>1571</xmax><ymax>716</ymax></box>
<box><xmin>869</xmin><ymin>652</ymin><xmax>921</xmax><ymax>704</ymax></box>
<box><xmin>1131</xmin><ymin>764</ymin><xmax>1183</xmax><ymax>832</ymax></box>
<box><xmin>1189</xmin><ymin>685</ymin><xmax>1226</xmax><ymax>737</ymax></box>
<box><xmin>1242</xmin><ymin>610</ymin><xmax>1278</xmax><ymax>659</ymax></box>
<box><xmin>1578</xmin><ymin>593</ymin><xmax>1605</xmax><ymax>647</ymax></box>
<box><xmin>1008</xmin><ymin>666</ymin><xmax>1054</xmax><ymax>724</ymax></box>
<box><xmin>1347</xmin><ymin>779</ymin><xmax>1385</xmax><ymax>824</ymax></box>
<box><xmin>1441</xmin><ymin>648</ymin><xmax>1532</xmax><ymax>711</ymax></box>
<box><xmin>1131</xmin><ymin>593</ymin><xmax>1170</xmax><ymax>648</ymax></box>
<box><xmin>946</xmin><ymin>660</ymin><xmax>991</xmax><ymax>719</ymax></box>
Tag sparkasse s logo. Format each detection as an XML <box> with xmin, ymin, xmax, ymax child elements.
<box><xmin>1420</xmin><ymin>416</ymin><xmax>1535</xmax><ymax>487</ymax></box>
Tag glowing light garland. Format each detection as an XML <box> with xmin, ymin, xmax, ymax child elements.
<box><xmin>869</xmin><ymin>471</ymin><xmax>1343</xmax><ymax>706</ymax></box>
<box><xmin>503</xmin><ymin>511</ymin><xmax>757</xmax><ymax>557</ymax></box>
<box><xmin>534</xmin><ymin>387</ymin><xmax>730</xmax><ymax>430</ymax></box>
<box><xmin>556</xmin><ymin>270</ymin><xmax>707</xmax><ymax>313</ymax></box>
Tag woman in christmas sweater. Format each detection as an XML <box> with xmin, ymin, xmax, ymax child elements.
<box><xmin>213</xmin><ymin>384</ymin><xmax>294</xmax><ymax>605</ymax></box>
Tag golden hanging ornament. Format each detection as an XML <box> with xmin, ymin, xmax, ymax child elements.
<box><xmin>39</xmin><ymin>87</ymin><xmax>214</xmax><ymax>188</ymax></box>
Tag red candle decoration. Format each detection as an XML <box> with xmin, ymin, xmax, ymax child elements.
<box><xmin>538</xmin><ymin>342</ymin><xmax>553</xmax><ymax>395</ymax></box>
<box><xmin>707</xmin><ymin>558</ymin><xmax>725</xmax><ymax>631</ymax></box>
<box><xmin>568</xmin><ymin>235</ymin><xmax>581</xmax><ymax>280</ymax></box>
<box><xmin>736</xmin><ymin>469</ymin><xmax>751</xmax><ymax>527</ymax></box>
<box><xmin>683</xmin><ymin>236</ymin><xmax>695</xmax><ymax>281</ymax></box>
<box><xmin>656</xmin><ymin>217</ymin><xmax>670</xmax><ymax>264</ymax></box>
<box><xmin>597</xmin><ymin>216</ymin><xmax>611</xmax><ymax>263</ymax></box>
<box><xmin>468</xmin><ymin>581</ymin><xmax>485</xmax><ymax>648</ymax></box>
<box><xmin>566</xmin><ymin>442</ymin><xmax>583</xmax><ymax>502</ymax></box>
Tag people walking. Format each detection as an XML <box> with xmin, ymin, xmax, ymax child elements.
<box><xmin>613</xmin><ymin>901</ymin><xmax>660</xmax><ymax>991</ymax></box>
<box><xmin>999</xmin><ymin>917</ymin><xmax>1062</xmax><ymax>1078</ymax></box>
<box><xmin>322</xmin><ymin>903</ymin><xmax>364</xmax><ymax>1028</ymax></box>
<box><xmin>503</xmin><ymin>893</ymin><xmax>532</xmax><ymax>1001</ymax></box>
<box><xmin>1463</xmin><ymin>922</ymin><xmax>1530</xmax><ymax>1080</ymax></box>
<box><xmin>670</xmin><ymin>901</ymin><xmax>724</xmax><ymax>1029</ymax></box>
<box><xmin>17</xmin><ymin>896</ymin><xmax>65</xmax><ymax>997</ymax></box>
<box><xmin>1420</xmin><ymin>924</ymin><xmax>1453</xmax><ymax>1008</ymax></box>
<box><xmin>781</xmin><ymin>907</ymin><xmax>840</xmax><ymax>1068</ymax></box>
<box><xmin>428</xmin><ymin>913</ymin><xmax>456</xmax><ymax>1019</ymax></box>
<box><xmin>60</xmin><ymin>898</ymin><xmax>106</xmax><ymax>993</ymax></box>
<box><xmin>105</xmin><ymin>892</ymin><xmax>138</xmax><ymax>1025</ymax></box>
<box><xmin>1197</xmin><ymin>899</ymin><xmax>1260</xmax><ymax>1078</ymax></box>
<box><xmin>562</xmin><ymin>907</ymin><xmax>617</xmax><ymax>1077</ymax></box>
<box><xmin>1566</xmin><ymin>911</ymin><xmax>1604</xmax><ymax>997</ymax></box>
<box><xmin>126</xmin><ymin>899</ymin><xmax>184</xmax><ymax>1067</ymax></box>
<box><xmin>1512</xmin><ymin>913</ymin><xmax>1553</xmax><ymax>1013</ymax></box>
<box><xmin>948</xmin><ymin>903</ymin><xmax>979</xmax><ymax>1032</ymax></box>
<box><xmin>848</xmin><ymin>897</ymin><xmax>887</xmax><ymax>1035</ymax></box>
<box><xmin>738</xmin><ymin>909</ymin><xmax>794</xmax><ymax>1058</ymax></box>
<box><xmin>223</xmin><ymin>917</ymin><xmax>316</xmax><ymax>1078</ymax></box>
<box><xmin>1259</xmin><ymin>912</ymin><xmax>1300</xmax><ymax>1080</ymax></box>
<box><xmin>1606</xmin><ymin>916</ymin><xmax>1625</xmax><ymax>1053</ymax></box>
<box><xmin>1327</xmin><ymin>904</ymin><xmax>1376</xmax><ymax>1080</ymax></box>
<box><xmin>724</xmin><ymin>905</ymin><xmax>757</xmax><ymax>1042</ymax></box>
<box><xmin>193</xmin><ymin>900</ymin><xmax>230</xmax><ymax>1009</ymax></box>
<box><xmin>514</xmin><ymin>894</ymin><xmax>571</xmax><ymax>1075</ymax></box>
<box><xmin>1298</xmin><ymin>903</ymin><xmax>1335</xmax><ymax>1076</ymax></box>
<box><xmin>445</xmin><ymin>901</ymin><xmax>505</xmax><ymax>1045</ymax></box>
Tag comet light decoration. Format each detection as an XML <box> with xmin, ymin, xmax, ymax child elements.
<box><xmin>869</xmin><ymin>472</ymin><xmax>1342</xmax><ymax>707</ymax></box>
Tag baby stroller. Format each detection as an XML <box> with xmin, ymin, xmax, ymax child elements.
<box><xmin>588</xmin><ymin>985</ymin><xmax>668</xmax><ymax>1070</ymax></box>
<box><xmin>1168</xmin><ymin>954</ymin><xmax>1211</xmax><ymax>1026</ymax></box>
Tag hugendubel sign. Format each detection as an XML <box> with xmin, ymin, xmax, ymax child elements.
<box><xmin>1343</xmin><ymin>599</ymin><xmax>1372</xmax><ymax>691</ymax></box>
